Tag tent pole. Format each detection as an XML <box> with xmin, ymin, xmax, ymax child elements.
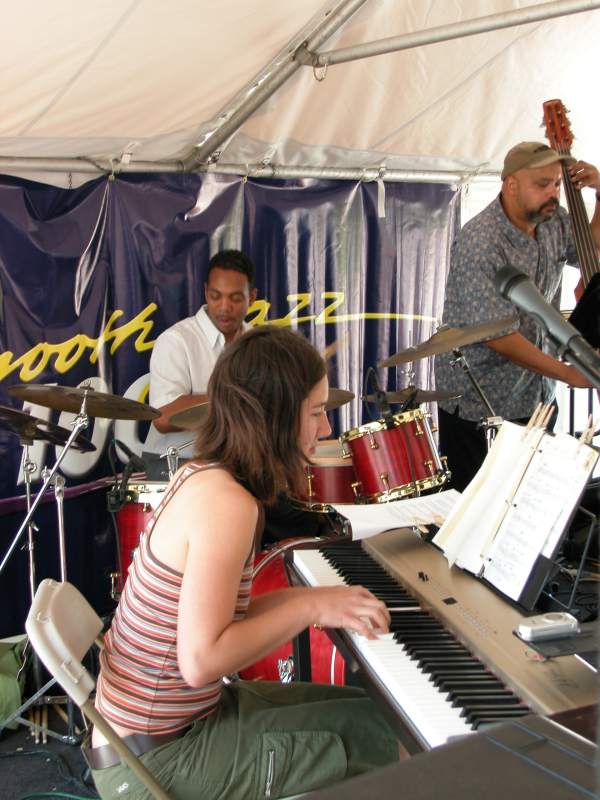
<box><xmin>0</xmin><ymin>157</ymin><xmax>499</xmax><ymax>184</ymax></box>
<box><xmin>201</xmin><ymin>163</ymin><xmax>499</xmax><ymax>185</ymax></box>
<box><xmin>301</xmin><ymin>0</ymin><xmax>600</xmax><ymax>67</ymax></box>
<box><xmin>181</xmin><ymin>0</ymin><xmax>369</xmax><ymax>171</ymax></box>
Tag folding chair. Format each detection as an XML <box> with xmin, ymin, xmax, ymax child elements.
<box><xmin>25</xmin><ymin>578</ymin><xmax>171</xmax><ymax>800</ymax></box>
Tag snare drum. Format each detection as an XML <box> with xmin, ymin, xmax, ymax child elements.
<box><xmin>239</xmin><ymin>540</ymin><xmax>345</xmax><ymax>685</ymax></box>
<box><xmin>114</xmin><ymin>480</ymin><xmax>167</xmax><ymax>590</ymax></box>
<box><xmin>341</xmin><ymin>409</ymin><xmax>448</xmax><ymax>502</ymax></box>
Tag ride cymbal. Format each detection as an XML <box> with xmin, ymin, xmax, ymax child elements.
<box><xmin>8</xmin><ymin>384</ymin><xmax>160</xmax><ymax>421</ymax></box>
<box><xmin>168</xmin><ymin>402</ymin><xmax>209</xmax><ymax>430</ymax></box>
<box><xmin>169</xmin><ymin>388</ymin><xmax>355</xmax><ymax>428</ymax></box>
<box><xmin>364</xmin><ymin>387</ymin><xmax>461</xmax><ymax>405</ymax></box>
<box><xmin>0</xmin><ymin>405</ymin><xmax>96</xmax><ymax>451</ymax></box>
<box><xmin>378</xmin><ymin>317</ymin><xmax>516</xmax><ymax>368</ymax></box>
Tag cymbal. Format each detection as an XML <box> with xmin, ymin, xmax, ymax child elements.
<box><xmin>378</xmin><ymin>317</ymin><xmax>516</xmax><ymax>367</ymax></box>
<box><xmin>0</xmin><ymin>405</ymin><xmax>96</xmax><ymax>451</ymax></box>
<box><xmin>169</xmin><ymin>388</ymin><xmax>355</xmax><ymax>429</ymax></box>
<box><xmin>325</xmin><ymin>388</ymin><xmax>354</xmax><ymax>412</ymax></box>
<box><xmin>8</xmin><ymin>384</ymin><xmax>160</xmax><ymax>421</ymax></box>
<box><xmin>365</xmin><ymin>387</ymin><xmax>461</xmax><ymax>405</ymax></box>
<box><xmin>168</xmin><ymin>402</ymin><xmax>209</xmax><ymax>431</ymax></box>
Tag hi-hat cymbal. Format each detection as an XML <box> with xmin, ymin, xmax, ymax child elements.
<box><xmin>0</xmin><ymin>405</ymin><xmax>96</xmax><ymax>451</ymax></box>
<box><xmin>169</xmin><ymin>402</ymin><xmax>209</xmax><ymax>431</ymax></box>
<box><xmin>325</xmin><ymin>388</ymin><xmax>354</xmax><ymax>412</ymax></box>
<box><xmin>378</xmin><ymin>317</ymin><xmax>516</xmax><ymax>368</ymax></box>
<box><xmin>365</xmin><ymin>387</ymin><xmax>461</xmax><ymax>405</ymax></box>
<box><xmin>8</xmin><ymin>384</ymin><xmax>160</xmax><ymax>421</ymax></box>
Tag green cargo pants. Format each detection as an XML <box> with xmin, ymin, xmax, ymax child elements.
<box><xmin>92</xmin><ymin>680</ymin><xmax>398</xmax><ymax>800</ymax></box>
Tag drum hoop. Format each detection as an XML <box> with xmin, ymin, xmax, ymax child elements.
<box><xmin>358</xmin><ymin>472</ymin><xmax>448</xmax><ymax>503</ymax></box>
<box><xmin>340</xmin><ymin>409</ymin><xmax>425</xmax><ymax>442</ymax></box>
<box><xmin>121</xmin><ymin>481</ymin><xmax>168</xmax><ymax>504</ymax></box>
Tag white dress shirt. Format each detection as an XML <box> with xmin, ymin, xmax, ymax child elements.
<box><xmin>144</xmin><ymin>305</ymin><xmax>249</xmax><ymax>457</ymax></box>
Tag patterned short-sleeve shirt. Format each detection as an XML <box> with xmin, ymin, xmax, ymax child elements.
<box><xmin>435</xmin><ymin>197</ymin><xmax>577</xmax><ymax>421</ymax></box>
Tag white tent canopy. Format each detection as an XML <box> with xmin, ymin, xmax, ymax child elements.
<box><xmin>2</xmin><ymin>0</ymin><xmax>599</xmax><ymax>187</ymax></box>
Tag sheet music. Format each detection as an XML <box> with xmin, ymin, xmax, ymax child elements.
<box><xmin>432</xmin><ymin>421</ymin><xmax>598</xmax><ymax>605</ymax></box>
<box><xmin>433</xmin><ymin>422</ymin><xmax>542</xmax><ymax>572</ymax></box>
<box><xmin>332</xmin><ymin>490</ymin><xmax>461</xmax><ymax>541</ymax></box>
<box><xmin>483</xmin><ymin>432</ymin><xmax>598</xmax><ymax>599</ymax></box>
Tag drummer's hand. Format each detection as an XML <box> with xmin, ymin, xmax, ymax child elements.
<box><xmin>567</xmin><ymin>160</ymin><xmax>600</xmax><ymax>193</ymax></box>
<box><xmin>311</xmin><ymin>585</ymin><xmax>390</xmax><ymax>640</ymax></box>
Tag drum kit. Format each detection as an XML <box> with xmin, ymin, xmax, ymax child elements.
<box><xmin>0</xmin><ymin>317</ymin><xmax>508</xmax><ymax>697</ymax></box>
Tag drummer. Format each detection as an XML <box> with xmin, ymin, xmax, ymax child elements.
<box><xmin>142</xmin><ymin>249</ymin><xmax>257</xmax><ymax>476</ymax></box>
<box><xmin>90</xmin><ymin>326</ymin><xmax>398</xmax><ymax>799</ymax></box>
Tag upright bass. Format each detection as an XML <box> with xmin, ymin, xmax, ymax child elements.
<box><xmin>543</xmin><ymin>99</ymin><xmax>600</xmax><ymax>348</ymax></box>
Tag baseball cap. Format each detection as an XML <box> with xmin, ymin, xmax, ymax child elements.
<box><xmin>501</xmin><ymin>141</ymin><xmax>570</xmax><ymax>179</ymax></box>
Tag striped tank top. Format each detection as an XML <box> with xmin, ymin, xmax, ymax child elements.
<box><xmin>96</xmin><ymin>462</ymin><xmax>258</xmax><ymax>734</ymax></box>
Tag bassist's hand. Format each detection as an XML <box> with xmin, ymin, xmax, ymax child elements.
<box><xmin>567</xmin><ymin>160</ymin><xmax>600</xmax><ymax>194</ymax></box>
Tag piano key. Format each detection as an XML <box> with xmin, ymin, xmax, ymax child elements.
<box><xmin>293</xmin><ymin>543</ymin><xmax>532</xmax><ymax>749</ymax></box>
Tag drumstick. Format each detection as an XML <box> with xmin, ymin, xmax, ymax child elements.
<box><xmin>524</xmin><ymin>403</ymin><xmax>542</xmax><ymax>435</ymax></box>
<box><xmin>321</xmin><ymin>333</ymin><xmax>348</xmax><ymax>363</ymax></box>
<box><xmin>539</xmin><ymin>403</ymin><xmax>554</xmax><ymax>431</ymax></box>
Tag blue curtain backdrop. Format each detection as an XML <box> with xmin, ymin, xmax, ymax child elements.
<box><xmin>0</xmin><ymin>171</ymin><xmax>458</xmax><ymax>632</ymax></box>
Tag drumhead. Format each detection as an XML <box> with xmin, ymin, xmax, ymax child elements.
<box><xmin>314</xmin><ymin>439</ymin><xmax>345</xmax><ymax>458</ymax></box>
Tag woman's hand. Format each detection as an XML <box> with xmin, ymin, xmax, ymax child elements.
<box><xmin>310</xmin><ymin>585</ymin><xmax>391</xmax><ymax>640</ymax></box>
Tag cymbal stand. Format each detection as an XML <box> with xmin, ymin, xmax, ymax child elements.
<box><xmin>20</xmin><ymin>443</ymin><xmax>43</xmax><ymax>707</ymax></box>
<box><xmin>0</xmin><ymin>397</ymin><xmax>92</xmax><ymax>744</ymax></box>
<box><xmin>41</xmin><ymin>469</ymin><xmax>67</xmax><ymax>581</ymax></box>
<box><xmin>450</xmin><ymin>347</ymin><xmax>501</xmax><ymax>450</ymax></box>
<box><xmin>166</xmin><ymin>447</ymin><xmax>180</xmax><ymax>479</ymax></box>
<box><xmin>161</xmin><ymin>440</ymin><xmax>194</xmax><ymax>479</ymax></box>
<box><xmin>40</xmin><ymin>467</ymin><xmax>79</xmax><ymax>740</ymax></box>
<box><xmin>0</xmin><ymin>395</ymin><xmax>90</xmax><ymax>576</ymax></box>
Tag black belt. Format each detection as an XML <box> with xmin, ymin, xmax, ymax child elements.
<box><xmin>83</xmin><ymin>726</ymin><xmax>190</xmax><ymax>770</ymax></box>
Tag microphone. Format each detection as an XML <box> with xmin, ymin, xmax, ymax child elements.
<box><xmin>115</xmin><ymin>439</ymin><xmax>145</xmax><ymax>472</ymax></box>
<box><xmin>371</xmin><ymin>370</ymin><xmax>394</xmax><ymax>425</ymax></box>
<box><xmin>115</xmin><ymin>439</ymin><xmax>146</xmax><ymax>505</ymax></box>
<box><xmin>494</xmin><ymin>266</ymin><xmax>600</xmax><ymax>389</ymax></box>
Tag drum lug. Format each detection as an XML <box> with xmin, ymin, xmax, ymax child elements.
<box><xmin>305</xmin><ymin>467</ymin><xmax>315</xmax><ymax>499</ymax></box>
<box><xmin>380</xmin><ymin>472</ymin><xmax>390</xmax><ymax>493</ymax></box>
<box><xmin>415</xmin><ymin>423</ymin><xmax>424</xmax><ymax>436</ymax></box>
<box><xmin>430</xmin><ymin>424</ymin><xmax>438</xmax><ymax>434</ymax></box>
<box><xmin>351</xmin><ymin>481</ymin><xmax>363</xmax><ymax>498</ymax></box>
<box><xmin>341</xmin><ymin>442</ymin><xmax>352</xmax><ymax>459</ymax></box>
<box><xmin>368</xmin><ymin>431</ymin><xmax>378</xmax><ymax>450</ymax></box>
<box><xmin>424</xmin><ymin>459</ymin><xmax>434</xmax><ymax>475</ymax></box>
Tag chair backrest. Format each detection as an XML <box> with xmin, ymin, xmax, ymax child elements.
<box><xmin>25</xmin><ymin>578</ymin><xmax>102</xmax><ymax>707</ymax></box>
<box><xmin>26</xmin><ymin>579</ymin><xmax>172</xmax><ymax>800</ymax></box>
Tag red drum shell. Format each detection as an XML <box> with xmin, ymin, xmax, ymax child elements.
<box><xmin>297</xmin><ymin>457</ymin><xmax>357</xmax><ymax>506</ymax></box>
<box><xmin>342</xmin><ymin>410</ymin><xmax>446</xmax><ymax>502</ymax></box>
<box><xmin>114</xmin><ymin>481</ymin><xmax>167</xmax><ymax>591</ymax></box>
<box><xmin>238</xmin><ymin>544</ymin><xmax>345</xmax><ymax>684</ymax></box>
